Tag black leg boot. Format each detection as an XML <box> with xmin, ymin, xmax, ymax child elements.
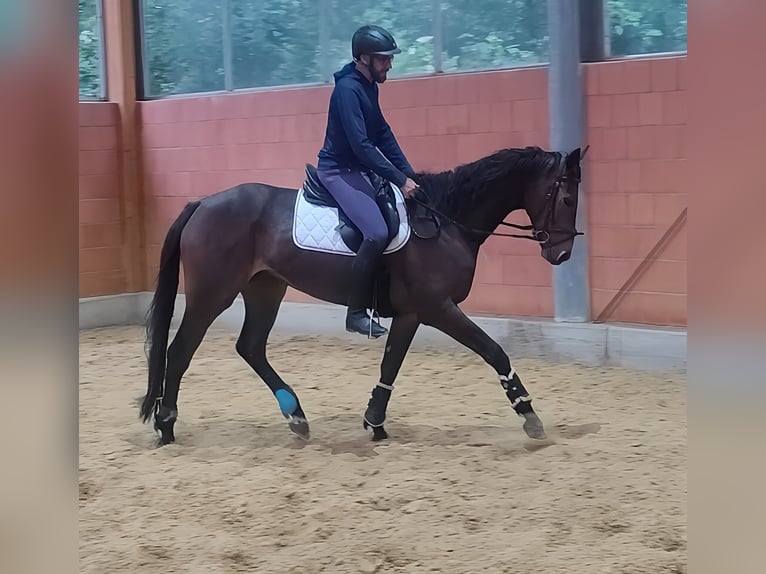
<box><xmin>346</xmin><ymin>238</ymin><xmax>388</xmax><ymax>338</ymax></box>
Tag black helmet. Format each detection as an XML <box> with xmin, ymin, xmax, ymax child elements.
<box><xmin>352</xmin><ymin>25</ymin><xmax>402</xmax><ymax>60</ymax></box>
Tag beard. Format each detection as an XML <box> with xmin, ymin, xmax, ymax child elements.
<box><xmin>372</xmin><ymin>68</ymin><xmax>388</xmax><ymax>83</ymax></box>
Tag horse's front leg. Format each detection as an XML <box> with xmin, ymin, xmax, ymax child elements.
<box><xmin>363</xmin><ymin>312</ymin><xmax>419</xmax><ymax>441</ymax></box>
<box><xmin>422</xmin><ymin>303</ymin><xmax>546</xmax><ymax>440</ymax></box>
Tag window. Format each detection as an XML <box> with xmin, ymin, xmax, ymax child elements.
<box><xmin>79</xmin><ymin>0</ymin><xmax>106</xmax><ymax>100</ymax></box>
<box><xmin>439</xmin><ymin>0</ymin><xmax>548</xmax><ymax>72</ymax></box>
<box><xmin>134</xmin><ymin>0</ymin><xmax>687</xmax><ymax>98</ymax></box>
<box><xmin>140</xmin><ymin>0</ymin><xmax>225</xmax><ymax>97</ymax></box>
<box><xmin>230</xmin><ymin>0</ymin><xmax>322</xmax><ymax>89</ymax></box>
<box><xmin>607</xmin><ymin>0</ymin><xmax>687</xmax><ymax>57</ymax></box>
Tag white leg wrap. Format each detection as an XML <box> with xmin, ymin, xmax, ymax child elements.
<box><xmin>499</xmin><ymin>366</ymin><xmax>520</xmax><ymax>392</ymax></box>
<box><xmin>499</xmin><ymin>365</ymin><xmax>517</xmax><ymax>383</ymax></box>
<box><xmin>509</xmin><ymin>396</ymin><xmax>530</xmax><ymax>408</ymax></box>
<box><xmin>499</xmin><ymin>367</ymin><xmax>531</xmax><ymax>409</ymax></box>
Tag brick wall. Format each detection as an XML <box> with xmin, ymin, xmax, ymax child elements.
<box><xmin>84</xmin><ymin>55</ymin><xmax>687</xmax><ymax>326</ymax></box>
<box><xmin>584</xmin><ymin>56</ymin><xmax>687</xmax><ymax>326</ymax></box>
<box><xmin>79</xmin><ymin>102</ymin><xmax>126</xmax><ymax>297</ymax></box>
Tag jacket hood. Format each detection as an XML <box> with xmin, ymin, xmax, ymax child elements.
<box><xmin>334</xmin><ymin>61</ymin><xmax>364</xmax><ymax>83</ymax></box>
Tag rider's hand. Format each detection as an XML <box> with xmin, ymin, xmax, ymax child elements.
<box><xmin>401</xmin><ymin>178</ymin><xmax>419</xmax><ymax>198</ymax></box>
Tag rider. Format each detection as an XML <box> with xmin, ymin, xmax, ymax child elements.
<box><xmin>317</xmin><ymin>25</ymin><xmax>419</xmax><ymax>338</ymax></box>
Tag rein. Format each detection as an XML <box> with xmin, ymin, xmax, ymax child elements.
<box><xmin>408</xmin><ymin>195</ymin><xmax>541</xmax><ymax>241</ymax></box>
<box><xmin>407</xmin><ymin>173</ymin><xmax>583</xmax><ymax>247</ymax></box>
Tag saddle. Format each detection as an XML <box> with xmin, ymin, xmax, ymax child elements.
<box><xmin>302</xmin><ymin>164</ymin><xmax>400</xmax><ymax>254</ymax></box>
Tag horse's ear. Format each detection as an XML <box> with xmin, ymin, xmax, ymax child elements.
<box><xmin>566</xmin><ymin>147</ymin><xmax>582</xmax><ymax>167</ymax></box>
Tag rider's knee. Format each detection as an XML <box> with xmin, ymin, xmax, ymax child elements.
<box><xmin>360</xmin><ymin>234</ymin><xmax>387</xmax><ymax>257</ymax></box>
<box><xmin>367</xmin><ymin>229</ymin><xmax>388</xmax><ymax>252</ymax></box>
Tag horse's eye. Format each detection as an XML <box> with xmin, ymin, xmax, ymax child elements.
<box><xmin>563</xmin><ymin>196</ymin><xmax>573</xmax><ymax>207</ymax></box>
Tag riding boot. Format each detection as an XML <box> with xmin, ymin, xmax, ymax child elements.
<box><xmin>346</xmin><ymin>238</ymin><xmax>388</xmax><ymax>338</ymax></box>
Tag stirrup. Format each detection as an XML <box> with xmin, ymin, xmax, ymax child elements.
<box><xmin>368</xmin><ymin>283</ymin><xmax>385</xmax><ymax>338</ymax></box>
<box><xmin>368</xmin><ymin>308</ymin><xmax>380</xmax><ymax>338</ymax></box>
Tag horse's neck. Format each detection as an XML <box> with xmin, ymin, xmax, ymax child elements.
<box><xmin>456</xmin><ymin>181</ymin><xmax>525</xmax><ymax>242</ymax></box>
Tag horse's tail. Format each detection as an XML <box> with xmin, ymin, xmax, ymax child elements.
<box><xmin>139</xmin><ymin>200</ymin><xmax>201</xmax><ymax>422</ymax></box>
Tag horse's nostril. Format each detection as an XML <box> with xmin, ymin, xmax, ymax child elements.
<box><xmin>556</xmin><ymin>250</ymin><xmax>570</xmax><ymax>263</ymax></box>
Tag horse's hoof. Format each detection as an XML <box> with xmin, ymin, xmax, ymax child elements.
<box><xmin>152</xmin><ymin>407</ymin><xmax>177</xmax><ymax>446</ymax></box>
<box><xmin>371</xmin><ymin>426</ymin><xmax>388</xmax><ymax>441</ymax></box>
<box><xmin>363</xmin><ymin>419</ymin><xmax>388</xmax><ymax>441</ymax></box>
<box><xmin>289</xmin><ymin>417</ymin><xmax>310</xmax><ymax>441</ymax></box>
<box><xmin>522</xmin><ymin>412</ymin><xmax>546</xmax><ymax>440</ymax></box>
<box><xmin>154</xmin><ymin>431</ymin><xmax>174</xmax><ymax>446</ymax></box>
<box><xmin>154</xmin><ymin>424</ymin><xmax>175</xmax><ymax>446</ymax></box>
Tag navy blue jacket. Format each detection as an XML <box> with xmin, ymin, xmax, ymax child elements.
<box><xmin>318</xmin><ymin>62</ymin><xmax>414</xmax><ymax>188</ymax></box>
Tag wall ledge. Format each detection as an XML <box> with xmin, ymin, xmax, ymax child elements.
<box><xmin>79</xmin><ymin>292</ymin><xmax>686</xmax><ymax>374</ymax></box>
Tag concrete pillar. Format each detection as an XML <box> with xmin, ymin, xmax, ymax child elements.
<box><xmin>102</xmin><ymin>0</ymin><xmax>146</xmax><ymax>292</ymax></box>
<box><xmin>547</xmin><ymin>0</ymin><xmax>591</xmax><ymax>322</ymax></box>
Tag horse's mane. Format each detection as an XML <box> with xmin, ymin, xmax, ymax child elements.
<box><xmin>411</xmin><ymin>146</ymin><xmax>562</xmax><ymax>216</ymax></box>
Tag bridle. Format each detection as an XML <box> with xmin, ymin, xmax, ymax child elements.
<box><xmin>407</xmin><ymin>154</ymin><xmax>585</xmax><ymax>248</ymax></box>
<box><xmin>523</xmin><ymin>171</ymin><xmax>585</xmax><ymax>249</ymax></box>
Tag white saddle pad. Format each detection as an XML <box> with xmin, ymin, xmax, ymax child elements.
<box><xmin>292</xmin><ymin>184</ymin><xmax>411</xmax><ymax>256</ymax></box>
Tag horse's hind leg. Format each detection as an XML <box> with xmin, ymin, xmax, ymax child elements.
<box><xmin>236</xmin><ymin>273</ymin><xmax>310</xmax><ymax>440</ymax></box>
<box><xmin>155</xmin><ymin>289</ymin><xmax>239</xmax><ymax>444</ymax></box>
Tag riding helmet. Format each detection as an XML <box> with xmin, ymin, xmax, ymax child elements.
<box><xmin>352</xmin><ymin>25</ymin><xmax>402</xmax><ymax>60</ymax></box>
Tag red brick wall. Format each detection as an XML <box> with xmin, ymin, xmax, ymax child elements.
<box><xmin>584</xmin><ymin>56</ymin><xmax>687</xmax><ymax>326</ymax></box>
<box><xmin>138</xmin><ymin>85</ymin><xmax>332</xmax><ymax>279</ymax></box>
<box><xmin>84</xmin><ymin>55</ymin><xmax>686</xmax><ymax>326</ymax></box>
<box><xmin>79</xmin><ymin>102</ymin><xmax>126</xmax><ymax>297</ymax></box>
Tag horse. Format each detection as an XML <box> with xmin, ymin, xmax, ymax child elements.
<box><xmin>138</xmin><ymin>145</ymin><xmax>585</xmax><ymax>445</ymax></box>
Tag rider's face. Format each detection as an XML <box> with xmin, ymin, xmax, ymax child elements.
<box><xmin>368</xmin><ymin>54</ymin><xmax>393</xmax><ymax>83</ymax></box>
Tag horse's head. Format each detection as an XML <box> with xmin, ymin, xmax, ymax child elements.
<box><xmin>523</xmin><ymin>147</ymin><xmax>584</xmax><ymax>265</ymax></box>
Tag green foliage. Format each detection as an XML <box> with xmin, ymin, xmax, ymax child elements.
<box><xmin>607</xmin><ymin>0</ymin><xmax>687</xmax><ymax>56</ymax></box>
<box><xmin>78</xmin><ymin>0</ymin><xmax>687</xmax><ymax>99</ymax></box>
<box><xmin>142</xmin><ymin>0</ymin><xmax>226</xmax><ymax>95</ymax></box>
<box><xmin>79</xmin><ymin>0</ymin><xmax>103</xmax><ymax>99</ymax></box>
<box><xmin>230</xmin><ymin>0</ymin><xmax>322</xmax><ymax>88</ymax></box>
<box><xmin>440</xmin><ymin>0</ymin><xmax>548</xmax><ymax>71</ymax></box>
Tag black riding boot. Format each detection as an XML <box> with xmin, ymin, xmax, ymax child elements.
<box><xmin>346</xmin><ymin>238</ymin><xmax>388</xmax><ymax>338</ymax></box>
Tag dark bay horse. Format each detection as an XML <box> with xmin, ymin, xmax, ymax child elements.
<box><xmin>139</xmin><ymin>145</ymin><xmax>584</xmax><ymax>445</ymax></box>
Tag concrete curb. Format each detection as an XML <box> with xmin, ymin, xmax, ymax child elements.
<box><xmin>79</xmin><ymin>292</ymin><xmax>686</xmax><ymax>374</ymax></box>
